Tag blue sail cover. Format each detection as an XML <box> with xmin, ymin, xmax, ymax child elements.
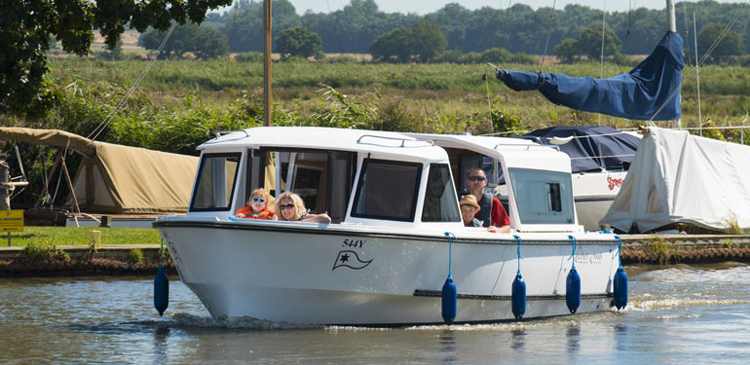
<box><xmin>497</xmin><ymin>31</ymin><xmax>684</xmax><ymax>121</ymax></box>
<box><xmin>523</xmin><ymin>126</ymin><xmax>641</xmax><ymax>173</ymax></box>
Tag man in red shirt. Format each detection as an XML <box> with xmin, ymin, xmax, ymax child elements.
<box><xmin>467</xmin><ymin>168</ymin><xmax>511</xmax><ymax>233</ymax></box>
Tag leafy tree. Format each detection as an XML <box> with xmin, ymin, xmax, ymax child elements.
<box><xmin>369</xmin><ymin>28</ymin><xmax>414</xmax><ymax>63</ymax></box>
<box><xmin>427</xmin><ymin>3</ymin><xmax>471</xmax><ymax>50</ymax></box>
<box><xmin>223</xmin><ymin>0</ymin><xmax>299</xmax><ymax>52</ymax></box>
<box><xmin>412</xmin><ymin>21</ymin><xmax>448</xmax><ymax>62</ymax></box>
<box><xmin>143</xmin><ymin>24</ymin><xmax>228</xmax><ymax>60</ymax></box>
<box><xmin>275</xmin><ymin>26</ymin><xmax>324</xmax><ymax>60</ymax></box>
<box><xmin>554</xmin><ymin>37</ymin><xmax>580</xmax><ymax>64</ymax></box>
<box><xmin>744</xmin><ymin>22</ymin><xmax>750</xmax><ymax>59</ymax></box>
<box><xmin>698</xmin><ymin>23</ymin><xmax>743</xmax><ymax>63</ymax></box>
<box><xmin>100</xmin><ymin>39</ymin><xmax>124</xmax><ymax>61</ymax></box>
<box><xmin>576</xmin><ymin>23</ymin><xmax>622</xmax><ymax>61</ymax></box>
<box><xmin>1</xmin><ymin>0</ymin><xmax>232</xmax><ymax>118</ymax></box>
<box><xmin>369</xmin><ymin>21</ymin><xmax>446</xmax><ymax>63</ymax></box>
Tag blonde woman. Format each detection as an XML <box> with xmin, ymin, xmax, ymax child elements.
<box><xmin>275</xmin><ymin>191</ymin><xmax>331</xmax><ymax>224</ymax></box>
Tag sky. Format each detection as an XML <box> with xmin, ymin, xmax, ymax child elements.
<box><xmin>284</xmin><ymin>1</ymin><xmax>744</xmax><ymax>14</ymax></box>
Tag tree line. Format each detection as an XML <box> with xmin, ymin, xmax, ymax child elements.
<box><xmin>4</xmin><ymin>0</ymin><xmax>750</xmax><ymax>118</ymax></box>
<box><xmin>138</xmin><ymin>0</ymin><xmax>750</xmax><ymax>64</ymax></box>
<box><xmin>200</xmin><ymin>0</ymin><xmax>750</xmax><ymax>56</ymax></box>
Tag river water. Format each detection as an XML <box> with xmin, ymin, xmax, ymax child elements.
<box><xmin>1</xmin><ymin>263</ymin><xmax>749</xmax><ymax>364</ymax></box>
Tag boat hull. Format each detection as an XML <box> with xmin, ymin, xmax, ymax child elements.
<box><xmin>573</xmin><ymin>170</ymin><xmax>627</xmax><ymax>231</ymax></box>
<box><xmin>155</xmin><ymin>219</ymin><xmax>620</xmax><ymax>325</ymax></box>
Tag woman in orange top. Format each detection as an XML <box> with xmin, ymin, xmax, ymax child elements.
<box><xmin>235</xmin><ymin>188</ymin><xmax>276</xmax><ymax>219</ymax></box>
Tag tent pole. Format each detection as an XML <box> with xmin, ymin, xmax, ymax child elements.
<box><xmin>35</xmin><ymin>152</ymin><xmax>62</xmax><ymax>207</ymax></box>
<box><xmin>59</xmin><ymin>149</ymin><xmax>81</xmax><ymax>227</ymax></box>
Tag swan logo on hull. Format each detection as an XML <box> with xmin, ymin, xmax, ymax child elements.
<box><xmin>332</xmin><ymin>250</ymin><xmax>373</xmax><ymax>271</ymax></box>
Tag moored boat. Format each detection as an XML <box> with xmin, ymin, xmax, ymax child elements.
<box><xmin>522</xmin><ymin>126</ymin><xmax>641</xmax><ymax>231</ymax></box>
<box><xmin>154</xmin><ymin>126</ymin><xmax>623</xmax><ymax>325</ymax></box>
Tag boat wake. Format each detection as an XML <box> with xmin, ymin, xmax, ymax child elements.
<box><xmin>628</xmin><ymin>297</ymin><xmax>749</xmax><ymax>312</ymax></box>
<box><xmin>166</xmin><ymin>312</ymin><xmax>324</xmax><ymax>330</ymax></box>
<box><xmin>634</xmin><ymin>264</ymin><xmax>750</xmax><ymax>283</ymax></box>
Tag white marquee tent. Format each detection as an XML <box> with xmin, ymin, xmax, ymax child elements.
<box><xmin>601</xmin><ymin>127</ymin><xmax>750</xmax><ymax>233</ymax></box>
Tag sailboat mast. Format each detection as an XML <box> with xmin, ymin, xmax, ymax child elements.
<box><xmin>667</xmin><ymin>0</ymin><xmax>676</xmax><ymax>32</ymax></box>
<box><xmin>667</xmin><ymin>0</ymin><xmax>679</xmax><ymax>128</ymax></box>
<box><xmin>263</xmin><ymin>0</ymin><xmax>272</xmax><ymax>126</ymax></box>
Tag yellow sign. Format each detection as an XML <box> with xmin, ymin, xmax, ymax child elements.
<box><xmin>0</xmin><ymin>210</ymin><xmax>24</xmax><ymax>232</ymax></box>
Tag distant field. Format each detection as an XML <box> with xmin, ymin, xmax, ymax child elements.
<box><xmin>46</xmin><ymin>56</ymin><xmax>750</xmax><ymax>130</ymax></box>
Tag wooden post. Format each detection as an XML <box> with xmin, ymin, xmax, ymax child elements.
<box><xmin>263</xmin><ymin>0</ymin><xmax>273</xmax><ymax>126</ymax></box>
<box><xmin>0</xmin><ymin>160</ymin><xmax>10</xmax><ymax>211</ymax></box>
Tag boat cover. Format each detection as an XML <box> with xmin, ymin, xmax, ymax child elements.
<box><xmin>523</xmin><ymin>126</ymin><xmax>640</xmax><ymax>173</ymax></box>
<box><xmin>600</xmin><ymin>127</ymin><xmax>750</xmax><ymax>233</ymax></box>
<box><xmin>497</xmin><ymin>31</ymin><xmax>684</xmax><ymax>121</ymax></box>
<box><xmin>0</xmin><ymin>127</ymin><xmax>198</xmax><ymax>214</ymax></box>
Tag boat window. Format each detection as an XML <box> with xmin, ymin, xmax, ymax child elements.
<box><xmin>422</xmin><ymin>164</ymin><xmax>461</xmax><ymax>222</ymax></box>
<box><xmin>508</xmin><ymin>168</ymin><xmax>575</xmax><ymax>224</ymax></box>
<box><xmin>352</xmin><ymin>159</ymin><xmax>422</xmax><ymax>222</ymax></box>
<box><xmin>449</xmin><ymin>151</ymin><xmax>503</xmax><ymax>193</ymax></box>
<box><xmin>246</xmin><ymin>149</ymin><xmax>356</xmax><ymax>223</ymax></box>
<box><xmin>190</xmin><ymin>153</ymin><xmax>241</xmax><ymax>211</ymax></box>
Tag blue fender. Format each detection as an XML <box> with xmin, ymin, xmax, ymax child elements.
<box><xmin>154</xmin><ymin>264</ymin><xmax>169</xmax><ymax>316</ymax></box>
<box><xmin>441</xmin><ymin>276</ymin><xmax>457</xmax><ymax>325</ymax></box>
<box><xmin>511</xmin><ymin>272</ymin><xmax>527</xmax><ymax>320</ymax></box>
<box><xmin>566</xmin><ymin>268</ymin><xmax>581</xmax><ymax>314</ymax></box>
<box><xmin>613</xmin><ymin>267</ymin><xmax>628</xmax><ymax>310</ymax></box>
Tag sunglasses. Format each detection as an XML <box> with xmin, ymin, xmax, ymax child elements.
<box><xmin>279</xmin><ymin>204</ymin><xmax>295</xmax><ymax>210</ymax></box>
<box><xmin>251</xmin><ymin>196</ymin><xmax>266</xmax><ymax>203</ymax></box>
<box><xmin>468</xmin><ymin>176</ymin><xmax>486</xmax><ymax>182</ymax></box>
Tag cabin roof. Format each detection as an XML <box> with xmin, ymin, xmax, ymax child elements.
<box><xmin>198</xmin><ymin>126</ymin><xmax>449</xmax><ymax>162</ymax></box>
<box><xmin>411</xmin><ymin>133</ymin><xmax>539</xmax><ymax>156</ymax></box>
<box><xmin>410</xmin><ymin>133</ymin><xmax>572</xmax><ymax>173</ymax></box>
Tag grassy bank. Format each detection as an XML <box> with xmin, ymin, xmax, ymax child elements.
<box><xmin>5</xmin><ymin>227</ymin><xmax>161</xmax><ymax>247</ymax></box>
<box><xmin>46</xmin><ymin>57</ymin><xmax>750</xmax><ymax>128</ymax></box>
<box><xmin>3</xmin><ymin>57</ymin><xmax>750</xmax><ymax>207</ymax></box>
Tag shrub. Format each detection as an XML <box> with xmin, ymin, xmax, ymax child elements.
<box><xmin>17</xmin><ymin>239</ymin><xmax>70</xmax><ymax>264</ymax></box>
<box><xmin>491</xmin><ymin>108</ymin><xmax>525</xmax><ymax>136</ymax></box>
<box><xmin>128</xmin><ymin>249</ymin><xmax>144</xmax><ymax>264</ymax></box>
<box><xmin>645</xmin><ymin>235</ymin><xmax>673</xmax><ymax>265</ymax></box>
<box><xmin>323</xmin><ymin>55</ymin><xmax>360</xmax><ymax>64</ymax></box>
<box><xmin>234</xmin><ymin>52</ymin><xmax>263</xmax><ymax>62</ymax></box>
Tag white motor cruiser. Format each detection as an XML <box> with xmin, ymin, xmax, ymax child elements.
<box><xmin>154</xmin><ymin>126</ymin><xmax>624</xmax><ymax>326</ymax></box>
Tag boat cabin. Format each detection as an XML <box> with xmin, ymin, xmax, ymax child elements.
<box><xmin>187</xmin><ymin>127</ymin><xmax>580</xmax><ymax>233</ymax></box>
<box><xmin>412</xmin><ymin>133</ymin><xmax>580</xmax><ymax>232</ymax></box>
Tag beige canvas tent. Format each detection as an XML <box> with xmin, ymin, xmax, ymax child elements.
<box><xmin>0</xmin><ymin>127</ymin><xmax>199</xmax><ymax>214</ymax></box>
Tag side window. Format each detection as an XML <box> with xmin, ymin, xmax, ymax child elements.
<box><xmin>422</xmin><ymin>164</ymin><xmax>461</xmax><ymax>222</ymax></box>
<box><xmin>352</xmin><ymin>159</ymin><xmax>422</xmax><ymax>222</ymax></box>
<box><xmin>508</xmin><ymin>168</ymin><xmax>575</xmax><ymax>224</ymax></box>
<box><xmin>245</xmin><ymin>149</ymin><xmax>355</xmax><ymax>223</ymax></box>
<box><xmin>190</xmin><ymin>153</ymin><xmax>241</xmax><ymax>211</ymax></box>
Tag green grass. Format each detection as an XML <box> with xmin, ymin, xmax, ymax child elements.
<box><xmin>45</xmin><ymin>57</ymin><xmax>750</xmax><ymax>130</ymax></box>
<box><xmin>4</xmin><ymin>227</ymin><xmax>161</xmax><ymax>247</ymax></box>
